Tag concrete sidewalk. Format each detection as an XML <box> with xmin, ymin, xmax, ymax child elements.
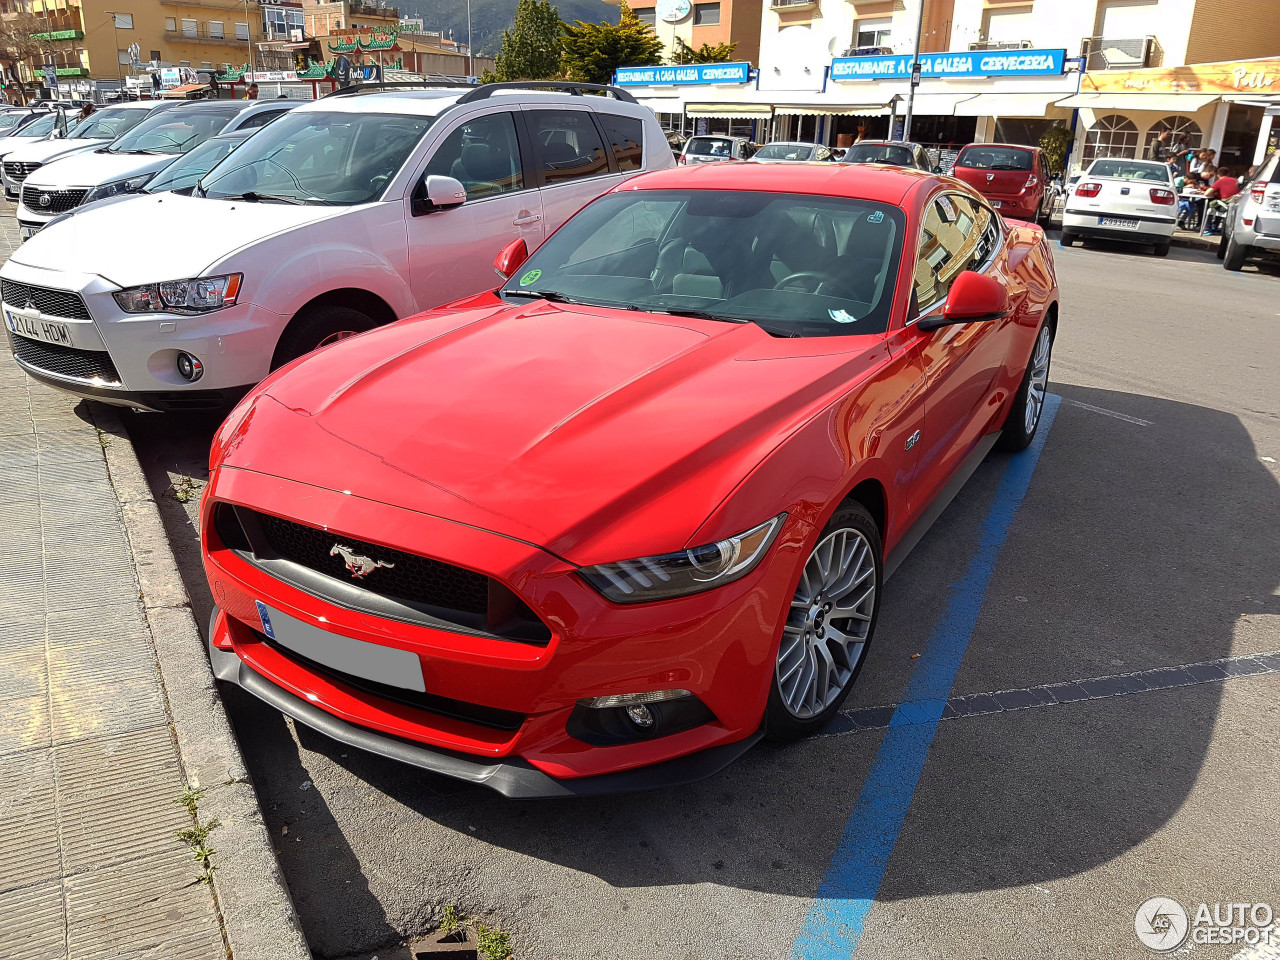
<box><xmin>0</xmin><ymin>213</ymin><xmax>308</xmax><ymax>958</ymax></box>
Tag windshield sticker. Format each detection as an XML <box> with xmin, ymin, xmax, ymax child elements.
<box><xmin>829</xmin><ymin>309</ymin><xmax>860</xmax><ymax>324</ymax></box>
<box><xmin>867</xmin><ymin>210</ymin><xmax>884</xmax><ymax>223</ymax></box>
<box><xmin>519</xmin><ymin>269</ymin><xmax>542</xmax><ymax>287</ymax></box>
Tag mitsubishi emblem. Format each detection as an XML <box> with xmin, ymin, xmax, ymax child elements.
<box><xmin>330</xmin><ymin>542</ymin><xmax>395</xmax><ymax>578</ymax></box>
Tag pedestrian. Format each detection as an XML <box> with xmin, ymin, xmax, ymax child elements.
<box><xmin>244</xmin><ymin>82</ymin><xmax>259</xmax><ymax>100</ymax></box>
<box><xmin>77</xmin><ymin>102</ymin><xmax>94</xmax><ymax>122</ymax></box>
<box><xmin>1206</xmin><ymin>166</ymin><xmax>1239</xmax><ymax>201</ymax></box>
<box><xmin>855</xmin><ymin>123</ymin><xmax>867</xmax><ymax>143</ymax></box>
<box><xmin>1147</xmin><ymin>128</ymin><xmax>1170</xmax><ymax>160</ymax></box>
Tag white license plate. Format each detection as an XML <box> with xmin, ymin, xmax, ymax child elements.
<box><xmin>1267</xmin><ymin>199</ymin><xmax>1280</xmax><ymax>212</ymax></box>
<box><xmin>1099</xmin><ymin>216</ymin><xmax>1139</xmax><ymax>229</ymax></box>
<box><xmin>4</xmin><ymin>308</ymin><xmax>71</xmax><ymax>346</ymax></box>
<box><xmin>991</xmin><ymin>200</ymin><xmax>1003</xmax><ymax>208</ymax></box>
<box><xmin>255</xmin><ymin>602</ymin><xmax>426</xmax><ymax>692</ymax></box>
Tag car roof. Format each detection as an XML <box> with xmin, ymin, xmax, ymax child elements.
<box><xmin>959</xmin><ymin>142</ymin><xmax>1036</xmax><ymax>151</ymax></box>
<box><xmin>850</xmin><ymin>140</ymin><xmax>921</xmax><ymax>149</ymax></box>
<box><xmin>764</xmin><ymin>141</ymin><xmax>817</xmax><ymax>148</ymax></box>
<box><xmin>624</xmin><ymin>161</ymin><xmax>930</xmax><ymax>205</ymax></box>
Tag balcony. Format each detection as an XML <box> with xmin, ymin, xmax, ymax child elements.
<box><xmin>1080</xmin><ymin>36</ymin><xmax>1157</xmax><ymax>71</ymax></box>
<box><xmin>349</xmin><ymin>3</ymin><xmax>399</xmax><ymax>19</ymax></box>
<box><xmin>969</xmin><ymin>40</ymin><xmax>1032</xmax><ymax>51</ymax></box>
<box><xmin>841</xmin><ymin>45</ymin><xmax>894</xmax><ymax>57</ymax></box>
<box><xmin>165</xmin><ymin>24</ymin><xmax>246</xmax><ymax>47</ymax></box>
<box><xmin>771</xmin><ymin>0</ymin><xmax>818</xmax><ymax>10</ymax></box>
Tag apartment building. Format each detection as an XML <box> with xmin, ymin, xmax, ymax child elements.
<box><xmin>300</xmin><ymin>0</ymin><xmax>398</xmax><ymax>38</ymax></box>
<box><xmin>618</xmin><ymin>0</ymin><xmax>764</xmax><ymax>67</ymax></box>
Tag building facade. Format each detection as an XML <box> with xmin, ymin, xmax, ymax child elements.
<box><xmin>614</xmin><ymin>0</ymin><xmax>764</xmax><ymax>68</ymax></box>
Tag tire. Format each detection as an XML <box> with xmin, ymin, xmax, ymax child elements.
<box><xmin>1153</xmin><ymin>239</ymin><xmax>1171</xmax><ymax>257</ymax></box>
<box><xmin>997</xmin><ymin>319</ymin><xmax>1053</xmax><ymax>453</ymax></box>
<box><xmin>1223</xmin><ymin>231</ymin><xmax>1248</xmax><ymax>271</ymax></box>
<box><xmin>1058</xmin><ymin>230</ymin><xmax>1076</xmax><ymax>248</ymax></box>
<box><xmin>271</xmin><ymin>303</ymin><xmax>376</xmax><ymax>370</ymax></box>
<box><xmin>1216</xmin><ymin>231</ymin><xmax>1228</xmax><ymax>260</ymax></box>
<box><xmin>765</xmin><ymin>503</ymin><xmax>882</xmax><ymax>742</ymax></box>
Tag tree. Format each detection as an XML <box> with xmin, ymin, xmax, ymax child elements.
<box><xmin>561</xmin><ymin>1</ymin><xmax>663</xmax><ymax>86</ymax></box>
<box><xmin>0</xmin><ymin>11</ymin><xmax>72</xmax><ymax>104</ymax></box>
<box><xmin>492</xmin><ymin>0</ymin><xmax>563</xmax><ymax>82</ymax></box>
<box><xmin>1039</xmin><ymin>124</ymin><xmax>1074</xmax><ymax>174</ymax></box>
<box><xmin>669</xmin><ymin>38</ymin><xmax>737</xmax><ymax>65</ymax></box>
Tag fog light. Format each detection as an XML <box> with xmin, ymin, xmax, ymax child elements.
<box><xmin>176</xmin><ymin>352</ymin><xmax>204</xmax><ymax>382</ymax></box>
<box><xmin>625</xmin><ymin>703</ymin><xmax>654</xmax><ymax>728</ymax></box>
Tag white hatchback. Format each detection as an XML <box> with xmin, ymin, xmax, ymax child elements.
<box><xmin>1</xmin><ymin>83</ymin><xmax>672</xmax><ymax>411</ymax></box>
<box><xmin>1060</xmin><ymin>157</ymin><xmax>1178</xmax><ymax>256</ymax></box>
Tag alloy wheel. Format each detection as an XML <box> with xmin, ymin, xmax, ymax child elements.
<box><xmin>1025</xmin><ymin>325</ymin><xmax>1052</xmax><ymax>434</ymax></box>
<box><xmin>776</xmin><ymin>527</ymin><xmax>877</xmax><ymax>719</ymax></box>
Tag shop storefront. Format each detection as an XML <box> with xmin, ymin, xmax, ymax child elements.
<box><xmin>1061</xmin><ymin>57</ymin><xmax>1280</xmax><ymax>175</ymax></box>
<box><xmin>616</xmin><ymin>61</ymin><xmax>761</xmax><ymax>140</ymax></box>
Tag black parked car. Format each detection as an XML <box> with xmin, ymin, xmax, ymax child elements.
<box><xmin>841</xmin><ymin>140</ymin><xmax>937</xmax><ymax>172</ymax></box>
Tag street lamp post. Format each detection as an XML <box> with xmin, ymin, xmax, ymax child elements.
<box><xmin>466</xmin><ymin>0</ymin><xmax>473</xmax><ymax>79</ymax></box>
<box><xmin>901</xmin><ymin>0</ymin><xmax>926</xmax><ymax>142</ymax></box>
<box><xmin>244</xmin><ymin>0</ymin><xmax>257</xmax><ymax>83</ymax></box>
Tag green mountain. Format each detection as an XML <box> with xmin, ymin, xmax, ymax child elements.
<box><xmin>395</xmin><ymin>0</ymin><xmax>620</xmax><ymax>58</ymax></box>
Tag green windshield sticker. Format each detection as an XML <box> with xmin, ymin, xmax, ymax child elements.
<box><xmin>519</xmin><ymin>269</ymin><xmax>542</xmax><ymax>287</ymax></box>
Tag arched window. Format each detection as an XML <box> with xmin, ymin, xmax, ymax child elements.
<box><xmin>1083</xmin><ymin>114</ymin><xmax>1140</xmax><ymax>163</ymax></box>
<box><xmin>1150</xmin><ymin>115</ymin><xmax>1203</xmax><ymax>151</ymax></box>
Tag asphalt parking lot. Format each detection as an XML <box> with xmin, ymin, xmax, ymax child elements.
<box><xmin>112</xmin><ymin>234</ymin><xmax>1280</xmax><ymax>960</ymax></box>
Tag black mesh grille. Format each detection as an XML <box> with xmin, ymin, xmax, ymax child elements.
<box><xmin>257</xmin><ymin>512</ymin><xmax>492</xmax><ymax>614</ymax></box>
<box><xmin>3</xmin><ymin>161</ymin><xmax>40</xmax><ymax>183</ymax></box>
<box><xmin>22</xmin><ymin>184</ymin><xmax>88</xmax><ymax>214</ymax></box>
<box><xmin>1</xmin><ymin>279</ymin><xmax>91</xmax><ymax>320</ymax></box>
<box><xmin>11</xmin><ymin>334</ymin><xmax>120</xmax><ymax>384</ymax></box>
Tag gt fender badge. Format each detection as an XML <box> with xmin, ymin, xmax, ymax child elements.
<box><xmin>330</xmin><ymin>543</ymin><xmax>396</xmax><ymax>578</ymax></box>
<box><xmin>905</xmin><ymin>429</ymin><xmax>921</xmax><ymax>451</ymax></box>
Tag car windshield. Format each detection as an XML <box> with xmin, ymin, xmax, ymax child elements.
<box><xmin>1088</xmin><ymin>159</ymin><xmax>1171</xmax><ymax>182</ymax></box>
<box><xmin>0</xmin><ymin>113</ymin><xmax>28</xmax><ymax>131</ymax></box>
<box><xmin>498</xmin><ymin>189</ymin><xmax>905</xmax><ymax>337</ymax></box>
<box><xmin>200</xmin><ymin>110</ymin><xmax>434</xmax><ymax>205</ymax></box>
<box><xmin>686</xmin><ymin>137</ymin><xmax>734</xmax><ymax>157</ymax></box>
<box><xmin>843</xmin><ymin>143</ymin><xmax>916</xmax><ymax>166</ymax></box>
<box><xmin>108</xmin><ymin>104</ymin><xmax>240</xmax><ymax>155</ymax></box>
<box><xmin>956</xmin><ymin>146</ymin><xmax>1033</xmax><ymax>171</ymax></box>
<box><xmin>66</xmin><ymin>107</ymin><xmax>149</xmax><ymax>140</ymax></box>
<box><xmin>14</xmin><ymin>113</ymin><xmax>58</xmax><ymax>137</ymax></box>
<box><xmin>146</xmin><ymin>136</ymin><xmax>245</xmax><ymax>193</ymax></box>
<box><xmin>755</xmin><ymin>143</ymin><xmax>814</xmax><ymax>161</ymax></box>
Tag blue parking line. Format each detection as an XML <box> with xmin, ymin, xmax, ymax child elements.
<box><xmin>791</xmin><ymin>394</ymin><xmax>1061</xmax><ymax>960</ymax></box>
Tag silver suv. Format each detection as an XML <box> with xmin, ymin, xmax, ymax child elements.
<box><xmin>1219</xmin><ymin>151</ymin><xmax>1279</xmax><ymax>271</ymax></box>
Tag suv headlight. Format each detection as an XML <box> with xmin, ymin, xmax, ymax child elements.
<box><xmin>84</xmin><ymin>173</ymin><xmax>152</xmax><ymax>202</ymax></box>
<box><xmin>579</xmin><ymin>514</ymin><xmax>786</xmax><ymax>603</ymax></box>
<box><xmin>114</xmin><ymin>274</ymin><xmax>242</xmax><ymax>315</ymax></box>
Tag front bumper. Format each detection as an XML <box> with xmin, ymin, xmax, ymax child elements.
<box><xmin>208</xmin><ymin>608</ymin><xmax>762</xmax><ymax>798</ymax></box>
<box><xmin>202</xmin><ymin>464</ymin><xmax>810</xmax><ymax>791</ymax></box>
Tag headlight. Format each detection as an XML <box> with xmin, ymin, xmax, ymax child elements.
<box><xmin>579</xmin><ymin>514</ymin><xmax>786</xmax><ymax>603</ymax></box>
<box><xmin>83</xmin><ymin>173</ymin><xmax>152</xmax><ymax>202</ymax></box>
<box><xmin>114</xmin><ymin>274</ymin><xmax>242</xmax><ymax>315</ymax></box>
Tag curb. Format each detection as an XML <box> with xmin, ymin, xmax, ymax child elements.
<box><xmin>1170</xmin><ymin>232</ymin><xmax>1220</xmax><ymax>251</ymax></box>
<box><xmin>88</xmin><ymin>402</ymin><xmax>312</xmax><ymax>960</ymax></box>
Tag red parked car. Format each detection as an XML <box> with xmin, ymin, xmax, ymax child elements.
<box><xmin>201</xmin><ymin>163</ymin><xmax>1060</xmax><ymax>797</ymax></box>
<box><xmin>951</xmin><ymin>143</ymin><xmax>1050</xmax><ymax>223</ymax></box>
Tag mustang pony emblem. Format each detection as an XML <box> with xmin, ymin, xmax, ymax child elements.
<box><xmin>330</xmin><ymin>543</ymin><xmax>395</xmax><ymax>578</ymax></box>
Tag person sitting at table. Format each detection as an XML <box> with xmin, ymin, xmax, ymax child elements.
<box><xmin>1206</xmin><ymin>166</ymin><xmax>1239</xmax><ymax>201</ymax></box>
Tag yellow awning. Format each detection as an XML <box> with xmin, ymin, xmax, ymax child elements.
<box><xmin>774</xmin><ymin>103</ymin><xmax>890</xmax><ymax>116</ymax></box>
<box><xmin>1055</xmin><ymin>93</ymin><xmax>1220</xmax><ymax>112</ymax></box>
<box><xmin>685</xmin><ymin>102</ymin><xmax>773</xmax><ymax>119</ymax></box>
<box><xmin>954</xmin><ymin>93</ymin><xmax>1072</xmax><ymax>118</ymax></box>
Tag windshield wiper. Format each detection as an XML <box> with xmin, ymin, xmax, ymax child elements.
<box><xmin>213</xmin><ymin>191</ymin><xmax>309</xmax><ymax>205</ymax></box>
<box><xmin>502</xmin><ymin>289</ymin><xmax>587</xmax><ymax>305</ymax></box>
<box><xmin>648</xmin><ymin>307</ymin><xmax>799</xmax><ymax>338</ymax></box>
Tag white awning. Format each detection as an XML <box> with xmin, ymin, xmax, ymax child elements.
<box><xmin>637</xmin><ymin>97</ymin><xmax>685</xmax><ymax>115</ymax></box>
<box><xmin>1055</xmin><ymin>92</ymin><xmax>1220</xmax><ymax>112</ymax></box>
<box><xmin>900</xmin><ymin>93</ymin><xmax>976</xmax><ymax>116</ymax></box>
<box><xmin>774</xmin><ymin>102</ymin><xmax>890</xmax><ymax>116</ymax></box>
<box><xmin>954</xmin><ymin>92</ymin><xmax>1072</xmax><ymax>118</ymax></box>
<box><xmin>685</xmin><ymin>102</ymin><xmax>773</xmax><ymax>119</ymax></box>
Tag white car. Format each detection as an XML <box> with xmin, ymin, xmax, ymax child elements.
<box><xmin>1</xmin><ymin>82</ymin><xmax>673</xmax><ymax>412</ymax></box>
<box><xmin>1060</xmin><ymin>157</ymin><xmax>1177</xmax><ymax>256</ymax></box>
<box><xmin>15</xmin><ymin>98</ymin><xmax>295</xmax><ymax>237</ymax></box>
<box><xmin>750</xmin><ymin>141</ymin><xmax>834</xmax><ymax>163</ymax></box>
<box><xmin>3</xmin><ymin>101</ymin><xmax>172</xmax><ymax>199</ymax></box>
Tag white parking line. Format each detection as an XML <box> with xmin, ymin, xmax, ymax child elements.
<box><xmin>1063</xmin><ymin>398</ymin><xmax>1153</xmax><ymax>426</ymax></box>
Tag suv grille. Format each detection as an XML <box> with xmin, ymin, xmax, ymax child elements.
<box><xmin>11</xmin><ymin>334</ymin><xmax>121</xmax><ymax>384</ymax></box>
<box><xmin>214</xmin><ymin>505</ymin><xmax>551</xmax><ymax>644</ymax></box>
<box><xmin>3</xmin><ymin>161</ymin><xmax>41</xmax><ymax>183</ymax></box>
<box><xmin>1</xmin><ymin>279</ymin><xmax>91</xmax><ymax>320</ymax></box>
<box><xmin>22</xmin><ymin>185</ymin><xmax>88</xmax><ymax>214</ymax></box>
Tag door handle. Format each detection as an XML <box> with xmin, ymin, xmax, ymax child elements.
<box><xmin>512</xmin><ymin>214</ymin><xmax>541</xmax><ymax>226</ymax></box>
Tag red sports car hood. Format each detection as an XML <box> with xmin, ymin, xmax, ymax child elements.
<box><xmin>227</xmin><ymin>300</ymin><xmax>886</xmax><ymax>565</ymax></box>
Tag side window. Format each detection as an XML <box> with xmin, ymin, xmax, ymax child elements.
<box><xmin>528</xmin><ymin>110</ymin><xmax>610</xmax><ymax>186</ymax></box>
<box><xmin>913</xmin><ymin>194</ymin><xmax>988</xmax><ymax>313</ymax></box>
<box><xmin>596</xmin><ymin>112</ymin><xmax>644</xmax><ymax>172</ymax></box>
<box><xmin>238</xmin><ymin>109</ymin><xmax>285</xmax><ymax>130</ymax></box>
<box><xmin>423</xmin><ymin>112</ymin><xmax>524</xmax><ymax>200</ymax></box>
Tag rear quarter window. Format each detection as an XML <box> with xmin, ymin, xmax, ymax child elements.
<box><xmin>596</xmin><ymin>113</ymin><xmax>643</xmax><ymax>172</ymax></box>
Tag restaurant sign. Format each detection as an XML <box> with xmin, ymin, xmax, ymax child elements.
<box><xmin>614</xmin><ymin>62</ymin><xmax>751</xmax><ymax>86</ymax></box>
<box><xmin>1081</xmin><ymin>57</ymin><xmax>1279</xmax><ymax>94</ymax></box>
<box><xmin>832</xmin><ymin>49</ymin><xmax>1065</xmax><ymax>81</ymax></box>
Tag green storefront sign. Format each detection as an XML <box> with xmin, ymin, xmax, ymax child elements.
<box><xmin>29</xmin><ymin>29</ymin><xmax>83</xmax><ymax>41</ymax></box>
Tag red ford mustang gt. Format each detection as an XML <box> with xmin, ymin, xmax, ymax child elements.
<box><xmin>201</xmin><ymin>163</ymin><xmax>1059</xmax><ymax>798</ymax></box>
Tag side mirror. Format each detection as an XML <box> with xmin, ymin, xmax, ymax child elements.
<box><xmin>493</xmin><ymin>237</ymin><xmax>529</xmax><ymax>280</ymax></box>
<box><xmin>411</xmin><ymin>175</ymin><xmax>466</xmax><ymax>217</ymax></box>
<box><xmin>918</xmin><ymin>271</ymin><xmax>1009</xmax><ymax>332</ymax></box>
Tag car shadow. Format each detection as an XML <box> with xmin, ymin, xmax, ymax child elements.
<box><xmin>290</xmin><ymin>385</ymin><xmax>1277</xmax><ymax>912</ymax></box>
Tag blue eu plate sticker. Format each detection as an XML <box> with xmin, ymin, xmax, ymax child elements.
<box><xmin>868</xmin><ymin>211</ymin><xmax>884</xmax><ymax>223</ymax></box>
<box><xmin>255</xmin><ymin>601</ymin><xmax>275</xmax><ymax>639</ymax></box>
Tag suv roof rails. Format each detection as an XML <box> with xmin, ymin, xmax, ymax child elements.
<box><xmin>456</xmin><ymin>81</ymin><xmax>637</xmax><ymax>104</ymax></box>
<box><xmin>321</xmin><ymin>80</ymin><xmax>477</xmax><ymax>99</ymax></box>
